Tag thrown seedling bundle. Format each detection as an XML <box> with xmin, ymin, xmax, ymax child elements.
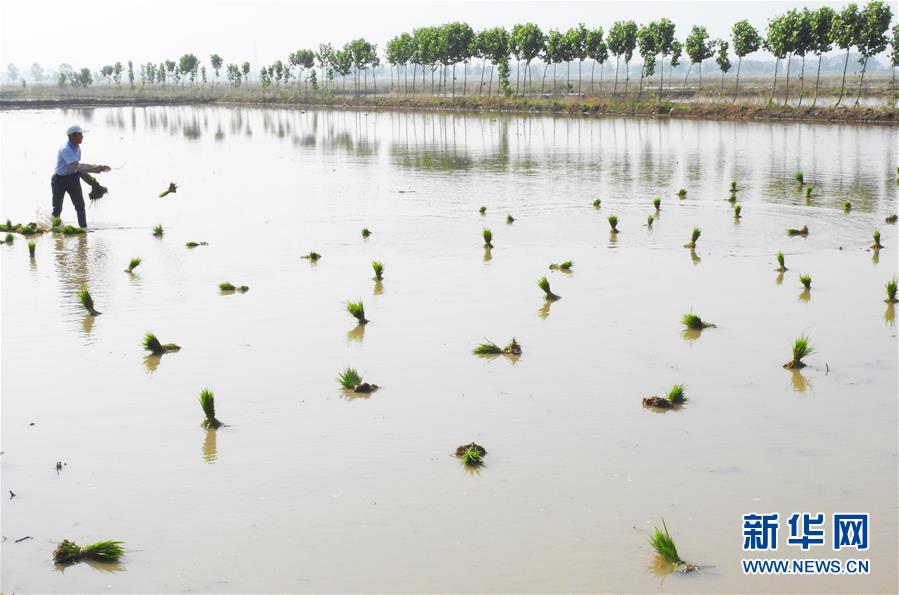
<box><xmin>77</xmin><ymin>284</ymin><xmax>101</xmax><ymax>316</ymax></box>
<box><xmin>886</xmin><ymin>214</ymin><xmax>898</xmax><ymax>224</ymax></box>
<box><xmin>219</xmin><ymin>282</ymin><xmax>249</xmax><ymax>293</ymax></box>
<box><xmin>346</xmin><ymin>300</ymin><xmax>368</xmax><ymax>325</ymax></box>
<box><xmin>301</xmin><ymin>251</ymin><xmax>321</xmax><ymax>261</ymax></box>
<box><xmin>537</xmin><ymin>276</ymin><xmax>560</xmax><ymax>301</ymax></box>
<box><xmin>506</xmin><ymin>214</ymin><xmax>515</xmax><ymax>224</ymax></box>
<box><xmin>455</xmin><ymin>443</ymin><xmax>486</xmax><ymax>467</ymax></box>
<box><xmin>483</xmin><ymin>228</ymin><xmax>493</xmax><ymax>248</ymax></box>
<box><xmin>185</xmin><ymin>241</ymin><xmax>208</xmax><ymax>248</ymax></box>
<box><xmin>871</xmin><ymin>230</ymin><xmax>883</xmax><ymax>249</ymax></box>
<box><xmin>885</xmin><ymin>278</ymin><xmax>898</xmax><ymax>304</ymax></box>
<box><xmin>730</xmin><ymin>180</ymin><xmax>737</xmax><ymax>193</ymax></box>
<box><xmin>844</xmin><ymin>202</ymin><xmax>852</xmax><ymax>212</ymax></box>
<box><xmin>55</xmin><ymin>225</ymin><xmax>84</xmax><ymax>235</ymax></box>
<box><xmin>3</xmin><ymin>233</ymin><xmax>14</xmax><ymax>244</ymax></box>
<box><xmin>143</xmin><ymin>331</ymin><xmax>181</xmax><ymax>355</ymax></box>
<box><xmin>653</xmin><ymin>197</ymin><xmax>661</xmax><ymax>211</ymax></box>
<box><xmin>27</xmin><ymin>240</ymin><xmax>35</xmax><ymax>257</ymax></box>
<box><xmin>337</xmin><ymin>367</ymin><xmax>378</xmax><ymax>393</ymax></box>
<box><xmin>362</xmin><ymin>228</ymin><xmax>371</xmax><ymax>238</ymax></box>
<box><xmin>800</xmin><ymin>274</ymin><xmax>812</xmax><ymax>290</ymax></box>
<box><xmin>152</xmin><ymin>224</ymin><xmax>164</xmax><ymax>237</ymax></box>
<box><xmin>681</xmin><ymin>313</ymin><xmax>715</xmax><ymax>330</ymax></box>
<box><xmin>677</xmin><ymin>188</ymin><xmax>687</xmax><ymax>198</ymax></box>
<box><xmin>649</xmin><ymin>520</ymin><xmax>697</xmax><ymax>573</ymax></box>
<box><xmin>549</xmin><ymin>261</ymin><xmax>573</xmax><ymax>271</ymax></box>
<box><xmin>643</xmin><ymin>384</ymin><xmax>688</xmax><ymax>409</ymax></box>
<box><xmin>592</xmin><ymin>199</ymin><xmax>601</xmax><ymax>209</ymax></box>
<box><xmin>52</xmin><ymin>540</ymin><xmax>124</xmax><ymax>565</ymax></box>
<box><xmin>805</xmin><ymin>186</ymin><xmax>814</xmax><ymax>198</ymax></box>
<box><xmin>776</xmin><ymin>251</ymin><xmax>788</xmax><ymax>272</ymax></box>
<box><xmin>479</xmin><ymin>206</ymin><xmax>487</xmax><ymax>214</ymax></box>
<box><xmin>684</xmin><ymin>227</ymin><xmax>701</xmax><ymax>248</ymax></box>
<box><xmin>125</xmin><ymin>257</ymin><xmax>141</xmax><ymax>272</ymax></box>
<box><xmin>608</xmin><ymin>215</ymin><xmax>619</xmax><ymax>233</ymax></box>
<box><xmin>734</xmin><ymin>204</ymin><xmax>742</xmax><ymax>219</ymax></box>
<box><xmin>372</xmin><ymin>261</ymin><xmax>384</xmax><ymax>280</ymax></box>
<box><xmin>784</xmin><ymin>334</ymin><xmax>815</xmax><ymax>369</ymax></box>
<box><xmin>159</xmin><ymin>182</ymin><xmax>178</xmax><ymax>198</ymax></box>
<box><xmin>198</xmin><ymin>388</ymin><xmax>222</xmax><ymax>428</ymax></box>
<box><xmin>787</xmin><ymin>225</ymin><xmax>809</xmax><ymax>236</ymax></box>
<box><xmin>473</xmin><ymin>338</ymin><xmax>522</xmax><ymax>355</ymax></box>
<box><xmin>794</xmin><ymin>171</ymin><xmax>804</xmax><ymax>185</ymax></box>
<box><xmin>646</xmin><ymin>214</ymin><xmax>654</xmax><ymax>228</ymax></box>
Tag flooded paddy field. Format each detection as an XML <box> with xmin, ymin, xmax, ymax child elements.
<box><xmin>1</xmin><ymin>105</ymin><xmax>896</xmax><ymax>593</ymax></box>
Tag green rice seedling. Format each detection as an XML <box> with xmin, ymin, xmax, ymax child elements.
<box><xmin>800</xmin><ymin>274</ymin><xmax>811</xmax><ymax>289</ymax></box>
<box><xmin>734</xmin><ymin>204</ymin><xmax>742</xmax><ymax>218</ymax></box>
<box><xmin>159</xmin><ymin>182</ymin><xmax>178</xmax><ymax>198</ymax></box>
<box><xmin>17</xmin><ymin>224</ymin><xmax>37</xmax><ymax>236</ymax></box>
<box><xmin>337</xmin><ymin>367</ymin><xmax>363</xmax><ymax>389</ymax></box>
<box><xmin>455</xmin><ymin>442</ymin><xmax>486</xmax><ymax>467</ymax></box>
<box><xmin>301</xmin><ymin>251</ymin><xmax>321</xmax><ymax>261</ymax></box>
<box><xmin>473</xmin><ymin>340</ymin><xmax>503</xmax><ymax>354</ymax></box>
<box><xmin>185</xmin><ymin>241</ymin><xmax>208</xmax><ymax>248</ymax></box>
<box><xmin>805</xmin><ymin>185</ymin><xmax>813</xmax><ymax>198</ymax></box>
<box><xmin>52</xmin><ymin>540</ymin><xmax>124</xmax><ymax>565</ymax></box>
<box><xmin>653</xmin><ymin>197</ymin><xmax>661</xmax><ymax>210</ymax></box>
<box><xmin>684</xmin><ymin>227</ymin><xmax>701</xmax><ymax>248</ymax></box>
<box><xmin>677</xmin><ymin>188</ymin><xmax>687</xmax><ymax>198</ymax></box>
<box><xmin>58</xmin><ymin>225</ymin><xmax>84</xmax><ymax>235</ymax></box>
<box><xmin>142</xmin><ymin>331</ymin><xmax>180</xmax><ymax>355</ymax></box>
<box><xmin>152</xmin><ymin>224</ymin><xmax>163</xmax><ymax>237</ymax></box>
<box><xmin>28</xmin><ymin>240</ymin><xmax>36</xmax><ymax>257</ymax></box>
<box><xmin>886</xmin><ymin>277</ymin><xmax>898</xmax><ymax>303</ymax></box>
<box><xmin>649</xmin><ymin>520</ymin><xmax>695</xmax><ymax>572</ymax></box>
<box><xmin>76</xmin><ymin>284</ymin><xmax>100</xmax><ymax>316</ymax></box>
<box><xmin>592</xmin><ymin>199</ymin><xmax>601</xmax><ymax>208</ymax></box>
<box><xmin>843</xmin><ymin>201</ymin><xmax>852</xmax><ymax>212</ymax></box>
<box><xmin>787</xmin><ymin>225</ymin><xmax>808</xmax><ymax>236</ymax></box>
<box><xmin>506</xmin><ymin>214</ymin><xmax>515</xmax><ymax>224</ymax></box>
<box><xmin>872</xmin><ymin>229</ymin><xmax>883</xmax><ymax>249</ymax></box>
<box><xmin>483</xmin><ymin>228</ymin><xmax>493</xmax><ymax>248</ymax></box>
<box><xmin>681</xmin><ymin>313</ymin><xmax>715</xmax><ymax>330</ymax></box>
<box><xmin>549</xmin><ymin>260</ymin><xmax>573</xmax><ymax>271</ymax></box>
<box><xmin>4</xmin><ymin>233</ymin><xmax>13</xmax><ymax>244</ymax></box>
<box><xmin>126</xmin><ymin>257</ymin><xmax>141</xmax><ymax>272</ymax></box>
<box><xmin>886</xmin><ymin>214</ymin><xmax>897</xmax><ymax>223</ymax></box>
<box><xmin>362</xmin><ymin>228</ymin><xmax>371</xmax><ymax>238</ymax></box>
<box><xmin>784</xmin><ymin>334</ymin><xmax>815</xmax><ymax>369</ymax></box>
<box><xmin>479</xmin><ymin>206</ymin><xmax>486</xmax><ymax>214</ymax></box>
<box><xmin>794</xmin><ymin>171</ymin><xmax>804</xmax><ymax>185</ymax></box>
<box><xmin>537</xmin><ymin>276</ymin><xmax>560</xmax><ymax>301</ymax></box>
<box><xmin>608</xmin><ymin>215</ymin><xmax>619</xmax><ymax>233</ymax></box>
<box><xmin>372</xmin><ymin>260</ymin><xmax>384</xmax><ymax>280</ymax></box>
<box><xmin>776</xmin><ymin>251</ymin><xmax>787</xmax><ymax>272</ymax></box>
<box><xmin>727</xmin><ymin>192</ymin><xmax>736</xmax><ymax>203</ymax></box>
<box><xmin>667</xmin><ymin>384</ymin><xmax>687</xmax><ymax>405</ymax></box>
<box><xmin>198</xmin><ymin>388</ymin><xmax>222</xmax><ymax>428</ymax></box>
<box><xmin>346</xmin><ymin>299</ymin><xmax>368</xmax><ymax>325</ymax></box>
<box><xmin>730</xmin><ymin>180</ymin><xmax>737</xmax><ymax>192</ymax></box>
<box><xmin>219</xmin><ymin>281</ymin><xmax>235</xmax><ymax>291</ymax></box>
<box><xmin>51</xmin><ymin>216</ymin><xmax>62</xmax><ymax>228</ymax></box>
<box><xmin>2</xmin><ymin>218</ymin><xmax>12</xmax><ymax>231</ymax></box>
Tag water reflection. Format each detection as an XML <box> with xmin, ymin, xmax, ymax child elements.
<box><xmin>537</xmin><ymin>300</ymin><xmax>554</xmax><ymax>319</ymax></box>
<box><xmin>81</xmin><ymin>315</ymin><xmax>95</xmax><ymax>335</ymax></box>
<box><xmin>347</xmin><ymin>324</ymin><xmax>366</xmax><ymax>342</ymax></box>
<box><xmin>483</xmin><ymin>247</ymin><xmax>492</xmax><ymax>262</ymax></box>
<box><xmin>680</xmin><ymin>328</ymin><xmax>703</xmax><ymax>343</ymax></box>
<box><xmin>689</xmin><ymin>248</ymin><xmax>701</xmax><ymax>266</ymax></box>
<box><xmin>798</xmin><ymin>288</ymin><xmax>811</xmax><ymax>303</ymax></box>
<box><xmin>373</xmin><ymin>279</ymin><xmax>384</xmax><ymax>296</ymax></box>
<box><xmin>775</xmin><ymin>271</ymin><xmax>785</xmax><ymax>286</ymax></box>
<box><xmin>143</xmin><ymin>354</ymin><xmax>161</xmax><ymax>373</ymax></box>
<box><xmin>789</xmin><ymin>369</ymin><xmax>812</xmax><ymax>394</ymax></box>
<box><xmin>885</xmin><ymin>303</ymin><xmax>895</xmax><ymax>326</ymax></box>
<box><xmin>202</xmin><ymin>428</ymin><xmax>218</xmax><ymax>463</ymax></box>
<box><xmin>54</xmin><ymin>559</ymin><xmax>127</xmax><ymax>574</ymax></box>
<box><xmin>871</xmin><ymin>249</ymin><xmax>880</xmax><ymax>265</ymax></box>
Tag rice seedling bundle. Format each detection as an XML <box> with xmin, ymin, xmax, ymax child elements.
<box><xmin>537</xmin><ymin>276</ymin><xmax>560</xmax><ymax>301</ymax></box>
<box><xmin>681</xmin><ymin>313</ymin><xmax>715</xmax><ymax>330</ymax></box>
<box><xmin>784</xmin><ymin>334</ymin><xmax>814</xmax><ymax>369</ymax></box>
<box><xmin>28</xmin><ymin>240</ymin><xmax>36</xmax><ymax>256</ymax></box>
<box><xmin>455</xmin><ymin>443</ymin><xmax>486</xmax><ymax>467</ymax></box>
<box><xmin>126</xmin><ymin>257</ymin><xmax>141</xmax><ymax>272</ymax></box>
<box><xmin>346</xmin><ymin>300</ymin><xmax>368</xmax><ymax>325</ymax></box>
<box><xmin>649</xmin><ymin>520</ymin><xmax>696</xmax><ymax>572</ymax></box>
<box><xmin>152</xmin><ymin>224</ymin><xmax>164</xmax><ymax>237</ymax></box>
<box><xmin>483</xmin><ymin>228</ymin><xmax>493</xmax><ymax>248</ymax></box>
<box><xmin>142</xmin><ymin>331</ymin><xmax>181</xmax><ymax>354</ymax></box>
<box><xmin>372</xmin><ymin>261</ymin><xmax>384</xmax><ymax>280</ymax></box>
<box><xmin>53</xmin><ymin>540</ymin><xmax>124</xmax><ymax>565</ymax></box>
<box><xmin>199</xmin><ymin>388</ymin><xmax>222</xmax><ymax>428</ymax></box>
<box><xmin>77</xmin><ymin>284</ymin><xmax>101</xmax><ymax>316</ymax></box>
<box><xmin>608</xmin><ymin>215</ymin><xmax>619</xmax><ymax>233</ymax></box>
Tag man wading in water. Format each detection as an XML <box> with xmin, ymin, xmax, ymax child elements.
<box><xmin>52</xmin><ymin>125</ymin><xmax>111</xmax><ymax>229</ymax></box>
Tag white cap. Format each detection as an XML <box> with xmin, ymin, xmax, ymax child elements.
<box><xmin>66</xmin><ymin>125</ymin><xmax>87</xmax><ymax>136</ymax></box>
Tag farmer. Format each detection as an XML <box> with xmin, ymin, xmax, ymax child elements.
<box><xmin>52</xmin><ymin>125</ymin><xmax>111</xmax><ymax>228</ymax></box>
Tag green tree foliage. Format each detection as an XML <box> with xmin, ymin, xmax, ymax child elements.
<box><xmin>607</xmin><ymin>20</ymin><xmax>637</xmax><ymax>95</ymax></box>
<box><xmin>637</xmin><ymin>22</ymin><xmax>659</xmax><ymax>97</ymax></box>
<box><xmin>585</xmin><ymin>26</ymin><xmax>608</xmax><ymax>94</ymax></box>
<box><xmin>210</xmin><ymin>54</ymin><xmax>223</xmax><ymax>84</ymax></box>
<box><xmin>808</xmin><ymin>7</ymin><xmax>835</xmax><ymax>105</ymax></box>
<box><xmin>510</xmin><ymin>22</ymin><xmax>544</xmax><ymax>95</ymax></box>
<box><xmin>685</xmin><ymin>25</ymin><xmax>715</xmax><ymax>92</ymax></box>
<box><xmin>113</xmin><ymin>61</ymin><xmax>123</xmax><ymax>85</ymax></box>
<box><xmin>715</xmin><ymin>39</ymin><xmax>732</xmax><ymax>89</ymax></box>
<box><xmin>765</xmin><ymin>14</ymin><xmax>789</xmax><ymax>101</ymax></box>
<box><xmin>831</xmin><ymin>3</ymin><xmax>861</xmax><ymax>105</ymax></box>
<box><xmin>853</xmin><ymin>0</ymin><xmax>893</xmax><ymax>104</ymax></box>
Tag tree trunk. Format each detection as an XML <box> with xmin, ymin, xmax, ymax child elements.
<box><xmin>836</xmin><ymin>48</ymin><xmax>849</xmax><ymax>106</ymax></box>
<box><xmin>658</xmin><ymin>56</ymin><xmax>664</xmax><ymax>99</ymax></box>
<box><xmin>698</xmin><ymin>62</ymin><xmax>702</xmax><ymax>92</ymax></box>
<box><xmin>812</xmin><ymin>54</ymin><xmax>822</xmax><ymax>106</ymax></box>
<box><xmin>578</xmin><ymin>60</ymin><xmax>582</xmax><ymax>94</ymax></box>
<box><xmin>624</xmin><ymin>60</ymin><xmax>630</xmax><ymax>96</ymax></box>
<box><xmin>783</xmin><ymin>53</ymin><xmax>792</xmax><ymax>106</ymax></box>
<box><xmin>489</xmin><ymin>64</ymin><xmax>494</xmax><ymax>96</ymax></box>
<box><xmin>600</xmin><ymin>62</ymin><xmax>604</xmax><ymax>94</ymax></box>
<box><xmin>463</xmin><ymin>62</ymin><xmax>467</xmax><ymax>98</ymax></box>
<box><xmin>515</xmin><ymin>61</ymin><xmax>520</xmax><ymax>95</ymax></box>
<box><xmin>797</xmin><ymin>55</ymin><xmax>805</xmax><ymax>106</ymax></box>
<box><xmin>682</xmin><ymin>63</ymin><xmax>693</xmax><ymax>94</ymax></box>
<box><xmin>733</xmin><ymin>57</ymin><xmax>742</xmax><ymax>103</ymax></box>
<box><xmin>452</xmin><ymin>63</ymin><xmax>456</xmax><ymax>98</ymax></box>
<box><xmin>639</xmin><ymin>63</ymin><xmax>645</xmax><ymax>97</ymax></box>
<box><xmin>542</xmin><ymin>63</ymin><xmax>549</xmax><ymax>94</ymax></box>
<box><xmin>769</xmin><ymin>58</ymin><xmax>779</xmax><ymax>103</ymax></box>
<box><xmin>412</xmin><ymin>64</ymin><xmax>416</xmax><ymax>93</ymax></box>
<box><xmin>855</xmin><ymin>55</ymin><xmax>868</xmax><ymax>106</ymax></box>
<box><xmin>479</xmin><ymin>59</ymin><xmax>486</xmax><ymax>95</ymax></box>
<box><xmin>554</xmin><ymin>63</ymin><xmax>558</xmax><ymax>94</ymax></box>
<box><xmin>590</xmin><ymin>60</ymin><xmax>595</xmax><ymax>95</ymax></box>
<box><xmin>372</xmin><ymin>67</ymin><xmax>376</xmax><ymax>96</ymax></box>
<box><xmin>613</xmin><ymin>56</ymin><xmax>619</xmax><ymax>95</ymax></box>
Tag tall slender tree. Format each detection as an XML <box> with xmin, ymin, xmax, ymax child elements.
<box><xmin>793</xmin><ymin>9</ymin><xmax>814</xmax><ymax>105</ymax></box>
<box><xmin>765</xmin><ymin>15</ymin><xmax>789</xmax><ymax>103</ymax></box>
<box><xmin>585</xmin><ymin>26</ymin><xmax>608</xmax><ymax>94</ymax></box>
<box><xmin>715</xmin><ymin>39</ymin><xmax>731</xmax><ymax>90</ymax></box>
<box><xmin>607</xmin><ymin>21</ymin><xmax>627</xmax><ymax>94</ymax></box>
<box><xmin>511</xmin><ymin>23</ymin><xmax>544</xmax><ymax>96</ymax></box>
<box><xmin>655</xmin><ymin>19</ymin><xmax>676</xmax><ymax>98</ymax></box>
<box><xmin>832</xmin><ymin>3</ymin><xmax>861</xmax><ymax>106</ymax></box>
<box><xmin>684</xmin><ymin>25</ymin><xmax>714</xmax><ymax>93</ymax></box>
<box><xmin>210</xmin><ymin>54</ymin><xmax>223</xmax><ymax>85</ymax></box>
<box><xmin>808</xmin><ymin>7</ymin><xmax>835</xmax><ymax>106</ymax></box>
<box><xmin>854</xmin><ymin>0</ymin><xmax>893</xmax><ymax>105</ymax></box>
<box><xmin>637</xmin><ymin>22</ymin><xmax>659</xmax><ymax>98</ymax></box>
<box><xmin>891</xmin><ymin>24</ymin><xmax>899</xmax><ymax>103</ymax></box>
<box><xmin>731</xmin><ymin>19</ymin><xmax>761</xmax><ymax>102</ymax></box>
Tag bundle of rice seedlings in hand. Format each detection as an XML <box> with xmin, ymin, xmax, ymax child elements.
<box><xmin>483</xmin><ymin>228</ymin><xmax>493</xmax><ymax>248</ymax></box>
<box><xmin>362</xmin><ymin>228</ymin><xmax>371</xmax><ymax>238</ymax></box>
<box><xmin>681</xmin><ymin>313</ymin><xmax>715</xmax><ymax>330</ymax></box>
<box><xmin>372</xmin><ymin>261</ymin><xmax>384</xmax><ymax>280</ymax></box>
<box><xmin>301</xmin><ymin>251</ymin><xmax>321</xmax><ymax>261</ymax></box>
<box><xmin>80</xmin><ymin>173</ymin><xmax>108</xmax><ymax>201</ymax></box>
<box><xmin>653</xmin><ymin>197</ymin><xmax>661</xmax><ymax>210</ymax></box>
<box><xmin>776</xmin><ymin>251</ymin><xmax>787</xmax><ymax>272</ymax></box>
<box><xmin>28</xmin><ymin>240</ymin><xmax>36</xmax><ymax>257</ymax></box>
<box><xmin>346</xmin><ymin>300</ymin><xmax>368</xmax><ymax>325</ymax></box>
<box><xmin>506</xmin><ymin>214</ymin><xmax>515</xmax><ymax>224</ymax></box>
<box><xmin>125</xmin><ymin>257</ymin><xmax>141</xmax><ymax>272</ymax></box>
<box><xmin>886</xmin><ymin>278</ymin><xmax>898</xmax><ymax>304</ymax></box>
<box><xmin>800</xmin><ymin>274</ymin><xmax>812</xmax><ymax>289</ymax></box>
<box><xmin>684</xmin><ymin>227</ymin><xmax>701</xmax><ymax>248</ymax></box>
<box><xmin>152</xmin><ymin>224</ymin><xmax>164</xmax><ymax>237</ymax></box>
<box><xmin>784</xmin><ymin>334</ymin><xmax>814</xmax><ymax>369</ymax></box>
<box><xmin>872</xmin><ymin>230</ymin><xmax>883</xmax><ymax>249</ymax></box>
<box><xmin>53</xmin><ymin>539</ymin><xmax>124</xmax><ymax>565</ymax></box>
<box><xmin>608</xmin><ymin>215</ymin><xmax>619</xmax><ymax>233</ymax></box>
<box><xmin>794</xmin><ymin>171</ymin><xmax>804</xmax><ymax>185</ymax></box>
<box><xmin>592</xmin><ymin>199</ymin><xmax>601</xmax><ymax>209</ymax></box>
<box><xmin>77</xmin><ymin>284</ymin><xmax>101</xmax><ymax>316</ymax></box>
<box><xmin>159</xmin><ymin>182</ymin><xmax>178</xmax><ymax>198</ymax></box>
<box><xmin>787</xmin><ymin>225</ymin><xmax>808</xmax><ymax>236</ymax></box>
<box><xmin>537</xmin><ymin>276</ymin><xmax>560</xmax><ymax>301</ymax></box>
<box><xmin>142</xmin><ymin>331</ymin><xmax>181</xmax><ymax>355</ymax></box>
<box><xmin>649</xmin><ymin>520</ymin><xmax>696</xmax><ymax>572</ymax></box>
<box><xmin>455</xmin><ymin>443</ymin><xmax>486</xmax><ymax>467</ymax></box>
<box><xmin>479</xmin><ymin>206</ymin><xmax>487</xmax><ymax>214</ymax></box>
<box><xmin>886</xmin><ymin>214</ymin><xmax>897</xmax><ymax>223</ymax></box>
<box><xmin>198</xmin><ymin>388</ymin><xmax>222</xmax><ymax>428</ymax></box>
<box><xmin>677</xmin><ymin>188</ymin><xmax>687</xmax><ymax>198</ymax></box>
<box><xmin>549</xmin><ymin>261</ymin><xmax>573</xmax><ymax>271</ymax></box>
<box><xmin>185</xmin><ymin>241</ymin><xmax>208</xmax><ymax>248</ymax></box>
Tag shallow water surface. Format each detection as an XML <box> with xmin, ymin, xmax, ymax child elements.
<box><xmin>1</xmin><ymin>106</ymin><xmax>897</xmax><ymax>593</ymax></box>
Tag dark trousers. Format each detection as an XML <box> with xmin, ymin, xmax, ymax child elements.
<box><xmin>51</xmin><ymin>173</ymin><xmax>87</xmax><ymax>228</ymax></box>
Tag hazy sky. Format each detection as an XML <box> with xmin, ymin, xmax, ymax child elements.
<box><xmin>0</xmin><ymin>0</ymin><xmax>885</xmax><ymax>70</ymax></box>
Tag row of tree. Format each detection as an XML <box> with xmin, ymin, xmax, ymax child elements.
<box><xmin>31</xmin><ymin>1</ymin><xmax>899</xmax><ymax>105</ymax></box>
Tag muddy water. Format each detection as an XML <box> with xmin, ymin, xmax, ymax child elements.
<box><xmin>1</xmin><ymin>106</ymin><xmax>896</xmax><ymax>593</ymax></box>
